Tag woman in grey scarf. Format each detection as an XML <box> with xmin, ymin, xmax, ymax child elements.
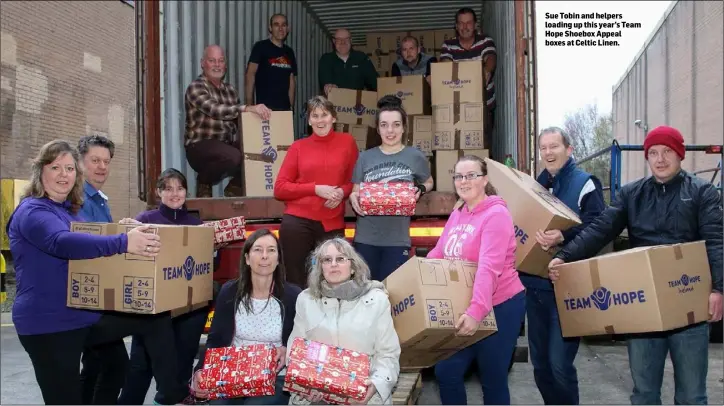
<box><xmin>286</xmin><ymin>238</ymin><xmax>401</xmax><ymax>405</ymax></box>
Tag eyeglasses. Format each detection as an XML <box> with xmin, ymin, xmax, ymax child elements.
<box><xmin>321</xmin><ymin>256</ymin><xmax>351</xmax><ymax>265</ymax></box>
<box><xmin>452</xmin><ymin>172</ymin><xmax>484</xmax><ymax>182</ymax></box>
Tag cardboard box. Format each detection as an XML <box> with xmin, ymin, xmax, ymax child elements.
<box><xmin>430</xmin><ymin>61</ymin><xmax>485</xmax><ymax>106</ymax></box>
<box><xmin>67</xmin><ymin>222</ymin><xmax>214</xmax><ymax>314</ymax></box>
<box><xmin>328</xmin><ymin>88</ymin><xmax>379</xmax><ymax>128</ymax></box>
<box><xmin>359</xmin><ymin>181</ymin><xmax>417</xmax><ymax>216</ymax></box>
<box><xmin>384</xmin><ymin>32</ymin><xmax>406</xmax><ymax>61</ymax></box>
<box><xmin>434</xmin><ymin>150</ymin><xmax>489</xmax><ymax>192</ymax></box>
<box><xmin>284</xmin><ymin>337</ymin><xmax>370</xmax><ymax>404</ymax></box>
<box><xmin>384</xmin><ymin>257</ymin><xmax>498</xmax><ymax>369</ymax></box>
<box><xmin>407</xmin><ymin>115</ymin><xmax>433</xmax><ymax>156</ymax></box>
<box><xmin>432</xmin><ymin>102</ymin><xmax>486</xmax><ymax>150</ymax></box>
<box><xmin>484</xmin><ymin>158</ymin><xmax>581</xmax><ymax>276</ymax></box>
<box><xmin>240</xmin><ymin>111</ymin><xmax>295</xmax><ymax>197</ymax></box>
<box><xmin>553</xmin><ymin>241</ymin><xmax>712</xmax><ymax>337</ymax></box>
<box><xmin>409</xmin><ymin>30</ymin><xmax>436</xmax><ymax>56</ymax></box>
<box><xmin>377</xmin><ymin>76</ymin><xmax>431</xmax><ymax>116</ymax></box>
<box><xmin>334</xmin><ymin>123</ymin><xmax>379</xmax><ymax>151</ymax></box>
<box><xmin>1</xmin><ymin>179</ymin><xmax>29</xmax><ymax>250</ymax></box>
<box><xmin>203</xmin><ymin>216</ymin><xmax>246</xmax><ymax>244</ymax></box>
<box><xmin>199</xmin><ymin>344</ymin><xmax>279</xmax><ymax>399</ymax></box>
<box><xmin>434</xmin><ymin>29</ymin><xmax>456</xmax><ymax>57</ymax></box>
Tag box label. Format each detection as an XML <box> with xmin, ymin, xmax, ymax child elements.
<box><xmin>426</xmin><ymin>299</ymin><xmax>455</xmax><ymax>328</ymax></box>
<box><xmin>392</xmin><ymin>294</ymin><xmax>416</xmax><ymax>317</ymax></box>
<box><xmin>69</xmin><ymin>272</ymin><xmax>100</xmax><ymax>307</ymax></box>
<box><xmin>563</xmin><ymin>286</ymin><xmax>647</xmax><ymax>311</ymax></box>
<box><xmin>668</xmin><ymin>273</ymin><xmax>703</xmax><ymax>294</ymax></box>
<box><xmin>162</xmin><ymin>255</ymin><xmax>212</xmax><ymax>281</ymax></box>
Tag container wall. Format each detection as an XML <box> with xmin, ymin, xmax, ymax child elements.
<box><xmin>612</xmin><ymin>0</ymin><xmax>723</xmax><ymax>186</ymax></box>
<box><xmin>161</xmin><ymin>0</ymin><xmax>331</xmax><ymax>196</ymax></box>
<box><xmin>481</xmin><ymin>1</ymin><xmax>520</xmax><ymax>164</ymax></box>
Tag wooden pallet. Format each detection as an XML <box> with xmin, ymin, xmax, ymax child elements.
<box><xmin>391</xmin><ymin>371</ymin><xmax>423</xmax><ymax>405</ymax></box>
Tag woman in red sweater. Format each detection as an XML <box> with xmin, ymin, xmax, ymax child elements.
<box><xmin>274</xmin><ymin>96</ymin><xmax>359</xmax><ymax>288</ymax></box>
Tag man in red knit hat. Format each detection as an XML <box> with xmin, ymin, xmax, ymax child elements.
<box><xmin>547</xmin><ymin>125</ymin><xmax>723</xmax><ymax>404</ymax></box>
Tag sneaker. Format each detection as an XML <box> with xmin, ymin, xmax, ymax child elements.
<box><xmin>196</xmin><ymin>182</ymin><xmax>212</xmax><ymax>198</ymax></box>
<box><xmin>223</xmin><ymin>183</ymin><xmax>244</xmax><ymax>197</ymax></box>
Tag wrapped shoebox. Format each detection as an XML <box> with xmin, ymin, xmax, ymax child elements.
<box><xmin>203</xmin><ymin>216</ymin><xmax>247</xmax><ymax>244</ymax></box>
<box><xmin>359</xmin><ymin>182</ymin><xmax>417</xmax><ymax>216</ymax></box>
<box><xmin>198</xmin><ymin>344</ymin><xmax>279</xmax><ymax>400</ymax></box>
<box><xmin>283</xmin><ymin>337</ymin><xmax>370</xmax><ymax>404</ymax></box>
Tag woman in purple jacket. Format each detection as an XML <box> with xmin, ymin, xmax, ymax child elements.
<box><xmin>7</xmin><ymin>140</ymin><xmax>189</xmax><ymax>405</ymax></box>
<box><xmin>119</xmin><ymin>168</ymin><xmax>218</xmax><ymax>404</ymax></box>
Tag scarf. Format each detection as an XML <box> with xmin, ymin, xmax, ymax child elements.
<box><xmin>320</xmin><ymin>279</ymin><xmax>384</xmax><ymax>301</ymax></box>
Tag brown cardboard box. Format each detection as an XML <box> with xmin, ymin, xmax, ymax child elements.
<box><xmin>431</xmin><ymin>61</ymin><xmax>485</xmax><ymax>106</ymax></box>
<box><xmin>328</xmin><ymin>88</ymin><xmax>379</xmax><ymax>128</ymax></box>
<box><xmin>433</xmin><ymin>29</ymin><xmax>456</xmax><ymax>57</ymax></box>
<box><xmin>384</xmin><ymin>32</ymin><xmax>406</xmax><ymax>62</ymax></box>
<box><xmin>407</xmin><ymin>115</ymin><xmax>433</xmax><ymax>157</ymax></box>
<box><xmin>377</xmin><ymin>76</ymin><xmax>431</xmax><ymax>116</ymax></box>
<box><xmin>334</xmin><ymin>123</ymin><xmax>379</xmax><ymax>151</ymax></box>
<box><xmin>384</xmin><ymin>257</ymin><xmax>498</xmax><ymax>369</ymax></box>
<box><xmin>434</xmin><ymin>150</ymin><xmax>489</xmax><ymax>192</ymax></box>
<box><xmin>553</xmin><ymin>241</ymin><xmax>712</xmax><ymax>337</ymax></box>
<box><xmin>410</xmin><ymin>30</ymin><xmax>436</xmax><ymax>56</ymax></box>
<box><xmin>485</xmin><ymin>158</ymin><xmax>581</xmax><ymax>276</ymax></box>
<box><xmin>432</xmin><ymin>102</ymin><xmax>486</xmax><ymax>150</ymax></box>
<box><xmin>240</xmin><ymin>111</ymin><xmax>295</xmax><ymax>197</ymax></box>
<box><xmin>67</xmin><ymin>223</ymin><xmax>214</xmax><ymax>314</ymax></box>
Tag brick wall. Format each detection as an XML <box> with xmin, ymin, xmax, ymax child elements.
<box><xmin>0</xmin><ymin>0</ymin><xmax>145</xmax><ymax>220</ymax></box>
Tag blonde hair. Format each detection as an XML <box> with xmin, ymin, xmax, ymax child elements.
<box><xmin>22</xmin><ymin>139</ymin><xmax>85</xmax><ymax>214</ymax></box>
<box><xmin>306</xmin><ymin>95</ymin><xmax>337</xmax><ymax>120</ymax></box>
<box><xmin>307</xmin><ymin>237</ymin><xmax>371</xmax><ymax>299</ymax></box>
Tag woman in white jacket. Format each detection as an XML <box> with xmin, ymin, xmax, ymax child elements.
<box><xmin>287</xmin><ymin>237</ymin><xmax>401</xmax><ymax>405</ymax></box>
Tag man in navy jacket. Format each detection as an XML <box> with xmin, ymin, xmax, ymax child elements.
<box><xmin>521</xmin><ymin>126</ymin><xmax>606</xmax><ymax>404</ymax></box>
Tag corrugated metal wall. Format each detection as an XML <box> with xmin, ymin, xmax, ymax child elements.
<box><xmin>160</xmin><ymin>0</ymin><xmax>331</xmax><ymax>196</ymax></box>
<box><xmin>612</xmin><ymin>0</ymin><xmax>723</xmax><ymax>186</ymax></box>
<box><xmin>481</xmin><ymin>1</ymin><xmax>519</xmax><ymax>163</ymax></box>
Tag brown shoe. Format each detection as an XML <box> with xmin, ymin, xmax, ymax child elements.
<box><xmin>196</xmin><ymin>182</ymin><xmax>212</xmax><ymax>198</ymax></box>
<box><xmin>223</xmin><ymin>183</ymin><xmax>244</xmax><ymax>197</ymax></box>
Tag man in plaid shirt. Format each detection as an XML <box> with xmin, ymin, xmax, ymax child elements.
<box><xmin>184</xmin><ymin>44</ymin><xmax>271</xmax><ymax>197</ymax></box>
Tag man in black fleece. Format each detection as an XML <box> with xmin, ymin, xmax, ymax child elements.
<box><xmin>548</xmin><ymin>125</ymin><xmax>723</xmax><ymax>405</ymax></box>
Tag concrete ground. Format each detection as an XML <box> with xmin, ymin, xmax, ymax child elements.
<box><xmin>1</xmin><ymin>312</ymin><xmax>722</xmax><ymax>405</ymax></box>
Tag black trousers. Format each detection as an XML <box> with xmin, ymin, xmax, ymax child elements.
<box><xmin>118</xmin><ymin>307</ymin><xmax>209</xmax><ymax>405</ymax></box>
<box><xmin>19</xmin><ymin>313</ymin><xmax>188</xmax><ymax>405</ymax></box>
<box><xmin>278</xmin><ymin>214</ymin><xmax>344</xmax><ymax>289</ymax></box>
<box><xmin>79</xmin><ymin>339</ymin><xmax>129</xmax><ymax>404</ymax></box>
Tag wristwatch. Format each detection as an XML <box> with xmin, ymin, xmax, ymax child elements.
<box><xmin>415</xmin><ymin>183</ymin><xmax>426</xmax><ymax>196</ymax></box>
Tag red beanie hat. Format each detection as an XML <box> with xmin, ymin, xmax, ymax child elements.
<box><xmin>644</xmin><ymin>126</ymin><xmax>685</xmax><ymax>160</ymax></box>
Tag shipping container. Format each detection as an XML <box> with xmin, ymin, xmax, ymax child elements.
<box><xmin>136</xmin><ymin>0</ymin><xmax>539</xmax><ymax>218</ymax></box>
<box><xmin>611</xmin><ymin>0</ymin><xmax>723</xmax><ymax>185</ymax></box>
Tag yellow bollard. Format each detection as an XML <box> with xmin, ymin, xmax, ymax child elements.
<box><xmin>1</xmin><ymin>252</ymin><xmax>6</xmax><ymax>304</ymax></box>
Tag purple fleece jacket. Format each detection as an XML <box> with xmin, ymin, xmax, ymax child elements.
<box><xmin>7</xmin><ymin>197</ymin><xmax>128</xmax><ymax>335</ymax></box>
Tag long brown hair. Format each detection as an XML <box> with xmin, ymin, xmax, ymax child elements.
<box><xmin>456</xmin><ymin>155</ymin><xmax>498</xmax><ymax>196</ymax></box>
<box><xmin>22</xmin><ymin>140</ymin><xmax>85</xmax><ymax>214</ymax></box>
<box><xmin>233</xmin><ymin>228</ymin><xmax>287</xmax><ymax>316</ymax></box>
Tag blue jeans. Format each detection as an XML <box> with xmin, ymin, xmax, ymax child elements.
<box><xmin>627</xmin><ymin>321</ymin><xmax>710</xmax><ymax>405</ymax></box>
<box><xmin>434</xmin><ymin>291</ymin><xmax>526</xmax><ymax>405</ymax></box>
<box><xmin>353</xmin><ymin>242</ymin><xmax>410</xmax><ymax>281</ymax></box>
<box><xmin>118</xmin><ymin>307</ymin><xmax>209</xmax><ymax>404</ymax></box>
<box><xmin>526</xmin><ymin>288</ymin><xmax>580</xmax><ymax>404</ymax></box>
<box><xmin>210</xmin><ymin>375</ymin><xmax>290</xmax><ymax>405</ymax></box>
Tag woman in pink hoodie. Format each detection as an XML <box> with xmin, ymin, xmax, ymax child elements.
<box><xmin>427</xmin><ymin>154</ymin><xmax>526</xmax><ymax>405</ymax></box>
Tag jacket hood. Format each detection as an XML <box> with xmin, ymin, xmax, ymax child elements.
<box><xmin>465</xmin><ymin>195</ymin><xmax>508</xmax><ymax>214</ymax></box>
<box><xmin>364</xmin><ymin>280</ymin><xmax>388</xmax><ymax>296</ymax></box>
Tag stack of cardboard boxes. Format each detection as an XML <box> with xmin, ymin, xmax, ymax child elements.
<box><xmin>359</xmin><ymin>30</ymin><xmax>455</xmax><ymax>77</ymax></box>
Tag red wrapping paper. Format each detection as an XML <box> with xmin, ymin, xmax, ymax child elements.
<box><xmin>198</xmin><ymin>344</ymin><xmax>279</xmax><ymax>400</ymax></box>
<box><xmin>359</xmin><ymin>182</ymin><xmax>417</xmax><ymax>216</ymax></box>
<box><xmin>283</xmin><ymin>337</ymin><xmax>370</xmax><ymax>405</ymax></box>
<box><xmin>204</xmin><ymin>216</ymin><xmax>246</xmax><ymax>244</ymax></box>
